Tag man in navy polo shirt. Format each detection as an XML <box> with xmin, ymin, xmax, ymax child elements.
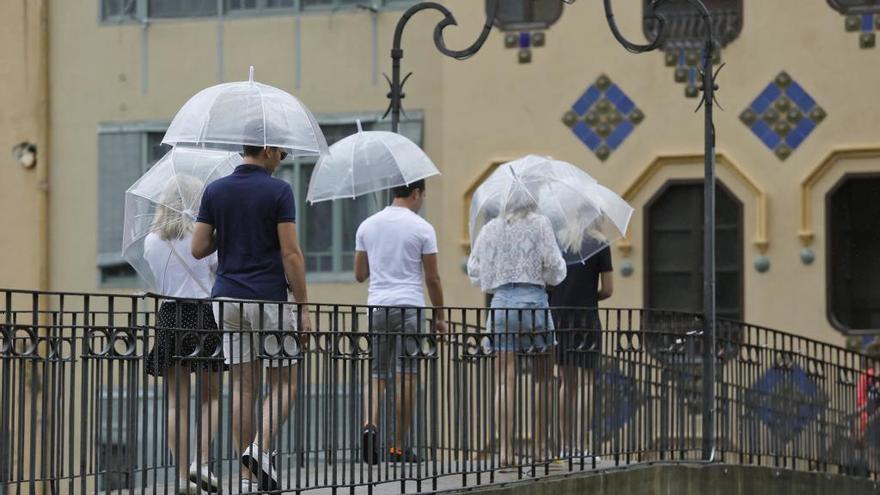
<box><xmin>192</xmin><ymin>144</ymin><xmax>310</xmax><ymax>492</ymax></box>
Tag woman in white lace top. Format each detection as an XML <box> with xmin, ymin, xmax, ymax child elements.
<box><xmin>467</xmin><ymin>205</ymin><xmax>566</xmax><ymax>466</ymax></box>
<box><xmin>467</xmin><ymin>212</ymin><xmax>566</xmax><ymax>292</ymax></box>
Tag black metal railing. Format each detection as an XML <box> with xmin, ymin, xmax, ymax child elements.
<box><xmin>0</xmin><ymin>288</ymin><xmax>877</xmax><ymax>494</ymax></box>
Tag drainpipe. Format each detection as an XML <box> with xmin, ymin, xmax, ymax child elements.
<box><xmin>35</xmin><ymin>0</ymin><xmax>50</xmax><ymax>295</ymax></box>
<box><xmin>34</xmin><ymin>0</ymin><xmax>50</xmax><ymax>494</ymax></box>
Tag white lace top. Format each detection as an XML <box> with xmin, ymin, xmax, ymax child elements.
<box><xmin>467</xmin><ymin>213</ymin><xmax>567</xmax><ymax>293</ymax></box>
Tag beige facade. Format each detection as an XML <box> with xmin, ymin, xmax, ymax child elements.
<box><xmin>3</xmin><ymin>0</ymin><xmax>880</xmax><ymax>348</ymax></box>
<box><xmin>0</xmin><ymin>0</ymin><xmax>49</xmax><ymax>292</ymax></box>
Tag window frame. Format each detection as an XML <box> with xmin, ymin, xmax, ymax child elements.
<box><xmin>98</xmin><ymin>0</ymin><xmax>417</xmax><ymax>24</ymax></box>
<box><xmin>278</xmin><ymin>110</ymin><xmax>424</xmax><ymax>282</ymax></box>
<box><xmin>643</xmin><ymin>179</ymin><xmax>745</xmax><ymax>321</ymax></box>
<box><xmin>825</xmin><ymin>172</ymin><xmax>880</xmax><ymax>334</ymax></box>
<box><xmin>96</xmin><ymin>121</ymin><xmax>170</xmax><ymax>288</ymax></box>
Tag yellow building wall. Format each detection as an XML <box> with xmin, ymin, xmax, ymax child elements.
<box><xmin>0</xmin><ymin>0</ymin><xmax>49</xmax><ymax>291</ymax></box>
<box><xmin>42</xmin><ymin>0</ymin><xmax>880</xmax><ymax>347</ymax></box>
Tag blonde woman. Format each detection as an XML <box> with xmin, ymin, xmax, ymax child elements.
<box><xmin>144</xmin><ymin>175</ymin><xmax>224</xmax><ymax>494</ymax></box>
<box><xmin>467</xmin><ymin>193</ymin><xmax>567</xmax><ymax>469</ymax></box>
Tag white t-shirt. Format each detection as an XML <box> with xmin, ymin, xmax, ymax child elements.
<box><xmin>355</xmin><ymin>206</ymin><xmax>438</xmax><ymax>307</ymax></box>
<box><xmin>143</xmin><ymin>232</ymin><xmax>217</xmax><ymax>299</ymax></box>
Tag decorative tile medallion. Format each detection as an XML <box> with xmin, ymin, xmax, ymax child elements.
<box><xmin>491</xmin><ymin>0</ymin><xmax>562</xmax><ymax>63</ymax></box>
<box><xmin>740</xmin><ymin>72</ymin><xmax>826</xmax><ymax>161</ymax></box>
<box><xmin>596</xmin><ymin>358</ymin><xmax>646</xmax><ymax>439</ymax></box>
<box><xmin>644</xmin><ymin>0</ymin><xmax>743</xmax><ymax>98</ymax></box>
<box><xmin>746</xmin><ymin>364</ymin><xmax>826</xmax><ymax>444</ymax></box>
<box><xmin>503</xmin><ymin>31</ymin><xmax>546</xmax><ymax>64</ymax></box>
<box><xmin>828</xmin><ymin>0</ymin><xmax>880</xmax><ymax>49</ymax></box>
<box><xmin>562</xmin><ymin>74</ymin><xmax>644</xmax><ymax>161</ymax></box>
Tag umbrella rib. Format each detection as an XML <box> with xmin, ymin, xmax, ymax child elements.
<box><xmin>350</xmin><ymin>133</ymin><xmax>359</xmax><ymax>199</ymax></box>
<box><xmin>193</xmin><ymin>87</ymin><xmax>226</xmax><ymax>146</ymax></box>
<box><xmin>255</xmin><ymin>82</ymin><xmax>268</xmax><ymax>148</ymax></box>
<box><xmin>127</xmin><ymin>190</ymin><xmax>189</xmax><ymax>215</ymax></box>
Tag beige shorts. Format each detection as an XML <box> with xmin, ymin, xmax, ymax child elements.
<box><xmin>213</xmin><ymin>298</ymin><xmax>300</xmax><ymax>367</ymax></box>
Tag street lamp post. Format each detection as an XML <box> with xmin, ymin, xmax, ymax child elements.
<box><xmin>384</xmin><ymin>0</ymin><xmax>719</xmax><ymax>462</ymax></box>
<box><xmin>383</xmin><ymin>0</ymin><xmax>500</xmax><ymax>133</ymax></box>
<box><xmin>603</xmin><ymin>0</ymin><xmax>719</xmax><ymax>464</ymax></box>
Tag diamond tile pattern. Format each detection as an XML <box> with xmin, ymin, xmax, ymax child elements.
<box><xmin>563</xmin><ymin>75</ymin><xmax>644</xmax><ymax>162</ymax></box>
<box><xmin>740</xmin><ymin>72</ymin><xmax>826</xmax><ymax>161</ymax></box>
<box><xmin>747</xmin><ymin>365</ymin><xmax>826</xmax><ymax>444</ymax></box>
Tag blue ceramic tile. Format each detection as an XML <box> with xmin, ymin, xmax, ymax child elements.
<box><xmin>751</xmin><ymin>84</ymin><xmax>781</xmax><ymax>114</ymax></box>
<box><xmin>572</xmin><ymin>122</ymin><xmax>601</xmax><ymax>151</ymax></box>
<box><xmin>751</xmin><ymin>121</ymin><xmax>780</xmax><ymax>149</ymax></box>
<box><xmin>786</xmin><ymin>82</ymin><xmax>817</xmax><ymax>112</ymax></box>
<box><xmin>519</xmin><ymin>32</ymin><xmax>531</xmax><ymax>48</ymax></box>
<box><xmin>606</xmin><ymin>84</ymin><xmax>635</xmax><ymax>114</ymax></box>
<box><xmin>749</xmin><ymin>365</ymin><xmax>822</xmax><ymax>441</ymax></box>
<box><xmin>606</xmin><ymin>121</ymin><xmax>634</xmax><ymax>150</ymax></box>
<box><xmin>785</xmin><ymin>118</ymin><xmax>816</xmax><ymax>148</ymax></box>
<box><xmin>571</xmin><ymin>86</ymin><xmax>600</xmax><ymax>116</ymax></box>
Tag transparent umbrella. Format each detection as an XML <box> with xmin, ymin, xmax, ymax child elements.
<box><xmin>162</xmin><ymin>66</ymin><xmax>328</xmax><ymax>157</ymax></box>
<box><xmin>306</xmin><ymin>121</ymin><xmax>439</xmax><ymax>203</ymax></box>
<box><xmin>122</xmin><ymin>146</ymin><xmax>239</xmax><ymax>294</ymax></box>
<box><xmin>469</xmin><ymin>155</ymin><xmax>633</xmax><ymax>263</ymax></box>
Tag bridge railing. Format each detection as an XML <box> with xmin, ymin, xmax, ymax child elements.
<box><xmin>0</xmin><ymin>288</ymin><xmax>876</xmax><ymax>494</ymax></box>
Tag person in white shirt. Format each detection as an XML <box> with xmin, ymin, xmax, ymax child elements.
<box><xmin>354</xmin><ymin>179</ymin><xmax>446</xmax><ymax>464</ymax></box>
<box><xmin>143</xmin><ymin>176</ymin><xmax>223</xmax><ymax>494</ymax></box>
<box><xmin>467</xmin><ymin>196</ymin><xmax>566</xmax><ymax>468</ymax></box>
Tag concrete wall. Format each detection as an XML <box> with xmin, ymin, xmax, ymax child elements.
<box><xmin>23</xmin><ymin>0</ymin><xmax>880</xmax><ymax>347</ymax></box>
<box><xmin>462</xmin><ymin>464</ymin><xmax>879</xmax><ymax>495</ymax></box>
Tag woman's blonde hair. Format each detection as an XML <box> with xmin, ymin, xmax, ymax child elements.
<box><xmin>151</xmin><ymin>175</ymin><xmax>204</xmax><ymax>241</ymax></box>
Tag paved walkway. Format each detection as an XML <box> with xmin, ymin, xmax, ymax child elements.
<box><xmin>112</xmin><ymin>457</ymin><xmax>627</xmax><ymax>494</ymax></box>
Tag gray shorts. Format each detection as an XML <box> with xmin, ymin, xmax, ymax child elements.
<box><xmin>369</xmin><ymin>307</ymin><xmax>423</xmax><ymax>378</ymax></box>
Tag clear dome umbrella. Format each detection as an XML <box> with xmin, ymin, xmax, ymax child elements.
<box><xmin>306</xmin><ymin>121</ymin><xmax>440</xmax><ymax>203</ymax></box>
<box><xmin>162</xmin><ymin>66</ymin><xmax>328</xmax><ymax>157</ymax></box>
<box><xmin>469</xmin><ymin>155</ymin><xmax>633</xmax><ymax>263</ymax></box>
<box><xmin>122</xmin><ymin>146</ymin><xmax>239</xmax><ymax>293</ymax></box>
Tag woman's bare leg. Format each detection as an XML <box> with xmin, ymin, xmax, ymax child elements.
<box><xmin>165</xmin><ymin>365</ymin><xmax>192</xmax><ymax>481</ymax></box>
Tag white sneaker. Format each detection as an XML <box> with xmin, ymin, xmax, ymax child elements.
<box><xmin>188</xmin><ymin>461</ymin><xmax>219</xmax><ymax>493</ymax></box>
<box><xmin>239</xmin><ymin>478</ymin><xmax>260</xmax><ymax>494</ymax></box>
<box><xmin>241</xmin><ymin>443</ymin><xmax>279</xmax><ymax>492</ymax></box>
<box><xmin>174</xmin><ymin>479</ymin><xmax>201</xmax><ymax>494</ymax></box>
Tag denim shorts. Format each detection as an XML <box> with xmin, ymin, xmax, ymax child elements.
<box><xmin>489</xmin><ymin>284</ymin><xmax>555</xmax><ymax>352</ymax></box>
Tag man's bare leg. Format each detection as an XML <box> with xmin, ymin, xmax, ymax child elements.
<box><xmin>365</xmin><ymin>378</ymin><xmax>386</xmax><ymax>428</ymax></box>
<box><xmin>256</xmin><ymin>364</ymin><xmax>298</xmax><ymax>449</ymax></box>
<box><xmin>230</xmin><ymin>362</ymin><xmax>259</xmax><ymax>479</ymax></box>
<box><xmin>194</xmin><ymin>370</ymin><xmax>222</xmax><ymax>467</ymax></box>
<box><xmin>560</xmin><ymin>364</ymin><xmax>596</xmax><ymax>457</ymax></box>
<box><xmin>393</xmin><ymin>373</ymin><xmax>416</xmax><ymax>452</ymax></box>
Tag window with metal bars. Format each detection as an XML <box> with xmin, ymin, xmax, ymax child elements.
<box><xmin>99</xmin><ymin>0</ymin><xmax>416</xmax><ymax>21</ymax></box>
<box><xmin>645</xmin><ymin>181</ymin><xmax>744</xmax><ymax>321</ymax></box>
<box><xmin>827</xmin><ymin>175</ymin><xmax>880</xmax><ymax>331</ymax></box>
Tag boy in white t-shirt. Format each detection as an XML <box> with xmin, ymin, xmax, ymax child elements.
<box><xmin>354</xmin><ymin>179</ymin><xmax>446</xmax><ymax>464</ymax></box>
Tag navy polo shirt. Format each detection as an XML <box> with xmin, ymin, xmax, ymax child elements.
<box><xmin>197</xmin><ymin>164</ymin><xmax>296</xmax><ymax>302</ymax></box>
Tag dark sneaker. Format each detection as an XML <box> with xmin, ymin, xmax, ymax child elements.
<box><xmin>362</xmin><ymin>424</ymin><xmax>380</xmax><ymax>465</ymax></box>
<box><xmin>388</xmin><ymin>447</ymin><xmax>420</xmax><ymax>463</ymax></box>
<box><xmin>241</xmin><ymin>443</ymin><xmax>279</xmax><ymax>492</ymax></box>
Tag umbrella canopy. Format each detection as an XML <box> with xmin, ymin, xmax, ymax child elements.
<box><xmin>122</xmin><ymin>146</ymin><xmax>239</xmax><ymax>294</ymax></box>
<box><xmin>162</xmin><ymin>66</ymin><xmax>328</xmax><ymax>157</ymax></box>
<box><xmin>306</xmin><ymin>121</ymin><xmax>439</xmax><ymax>203</ymax></box>
<box><xmin>469</xmin><ymin>155</ymin><xmax>633</xmax><ymax>263</ymax></box>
